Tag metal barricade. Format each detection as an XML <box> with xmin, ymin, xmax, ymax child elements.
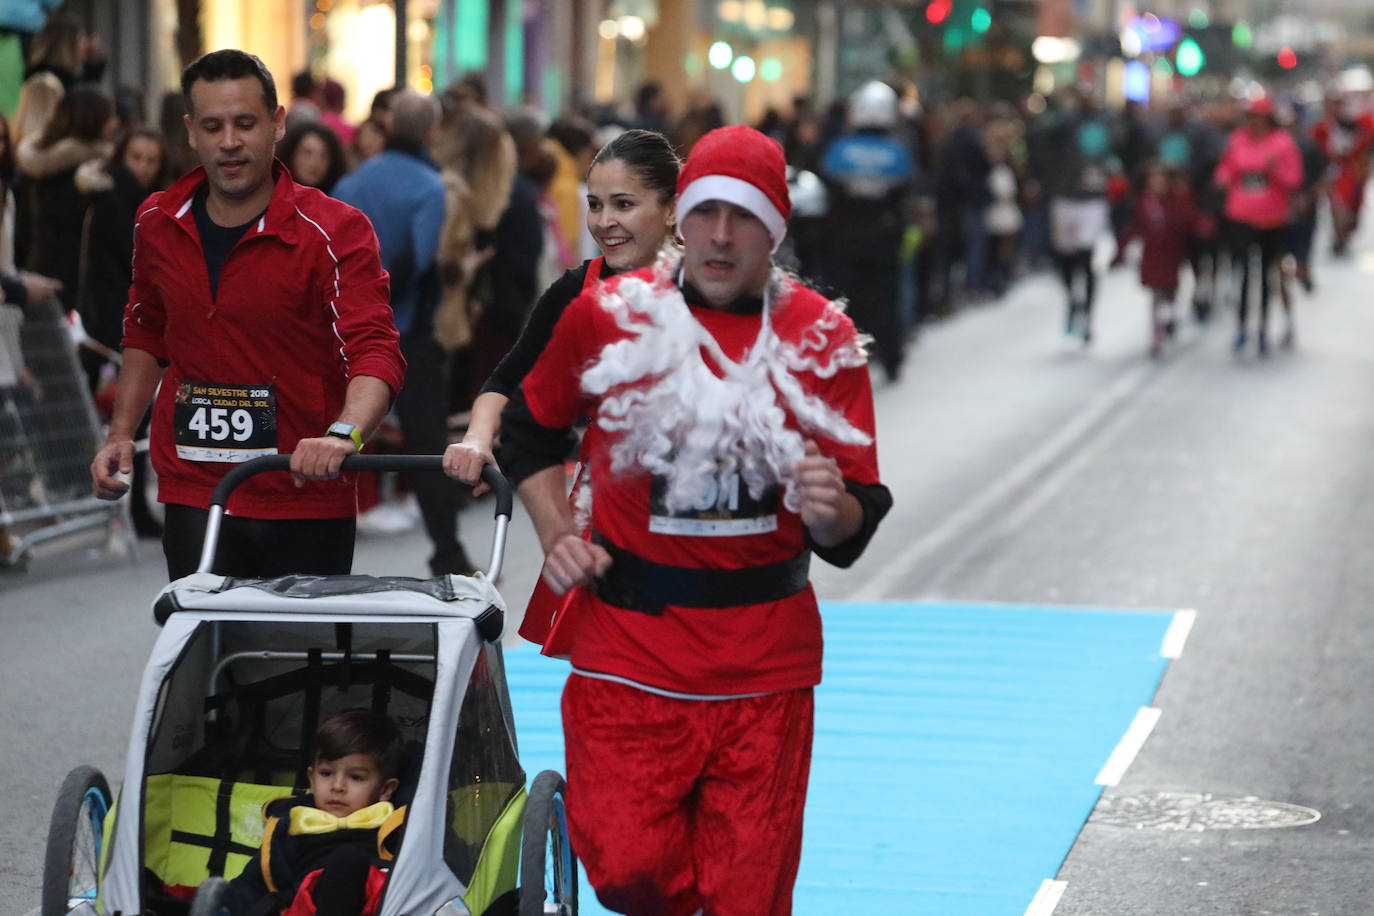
<box><xmin>0</xmin><ymin>298</ymin><xmax>124</xmax><ymax>568</ymax></box>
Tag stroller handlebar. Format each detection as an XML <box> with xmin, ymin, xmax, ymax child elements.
<box><xmin>199</xmin><ymin>455</ymin><xmax>514</xmax><ymax>579</ymax></box>
<box><xmin>209</xmin><ymin>455</ymin><xmax>514</xmax><ymax>517</ymax></box>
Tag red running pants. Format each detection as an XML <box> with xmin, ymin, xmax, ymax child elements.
<box><xmin>561</xmin><ymin>675</ymin><xmax>814</xmax><ymax>916</ymax></box>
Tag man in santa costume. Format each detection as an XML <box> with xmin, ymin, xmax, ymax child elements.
<box><xmin>500</xmin><ymin>124</ymin><xmax>892</xmax><ymax>916</ymax></box>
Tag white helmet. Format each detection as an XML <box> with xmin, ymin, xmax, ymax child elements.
<box><xmin>850</xmin><ymin>80</ymin><xmax>899</xmax><ymax>129</ymax></box>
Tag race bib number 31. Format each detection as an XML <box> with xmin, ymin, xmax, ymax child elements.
<box><xmin>174</xmin><ymin>380</ymin><xmax>278</xmax><ymax>462</ymax></box>
<box><xmin>648</xmin><ymin>470</ymin><xmax>779</xmax><ymax>537</ymax></box>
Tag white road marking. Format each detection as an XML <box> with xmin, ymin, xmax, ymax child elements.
<box><xmin>1096</xmin><ymin>706</ymin><xmax>1163</xmax><ymax>787</ymax></box>
<box><xmin>1024</xmin><ymin>878</ymin><xmax>1068</xmax><ymax>915</ymax></box>
<box><xmin>1161</xmin><ymin>609</ymin><xmax>1197</xmax><ymax>659</ymax></box>
<box><xmin>852</xmin><ymin>361</ymin><xmax>1155</xmax><ymax>600</ymax></box>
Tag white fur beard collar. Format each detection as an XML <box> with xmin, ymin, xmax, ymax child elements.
<box><xmin>580</xmin><ymin>256</ymin><xmax>871</xmax><ymax>514</ymax></box>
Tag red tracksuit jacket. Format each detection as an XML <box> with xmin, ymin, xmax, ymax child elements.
<box><xmin>122</xmin><ymin>163</ymin><xmax>405</xmax><ymax>519</ymax></box>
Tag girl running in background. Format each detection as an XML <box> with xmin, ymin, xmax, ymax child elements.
<box><xmin>1114</xmin><ymin>164</ymin><xmax>1197</xmax><ymax>357</ymax></box>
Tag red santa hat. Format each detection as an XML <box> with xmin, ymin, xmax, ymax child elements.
<box><xmin>676</xmin><ymin>125</ymin><xmax>791</xmax><ymax>250</ymax></box>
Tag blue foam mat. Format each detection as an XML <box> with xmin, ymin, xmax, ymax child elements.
<box><xmin>504</xmin><ymin>601</ymin><xmax>1175</xmax><ymax>915</ymax></box>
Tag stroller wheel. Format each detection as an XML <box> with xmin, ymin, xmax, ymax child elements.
<box><xmin>520</xmin><ymin>770</ymin><xmax>577</xmax><ymax>916</ymax></box>
<box><xmin>189</xmin><ymin>876</ymin><xmax>230</xmax><ymax>916</ymax></box>
<box><xmin>42</xmin><ymin>765</ymin><xmax>111</xmax><ymax>916</ymax></box>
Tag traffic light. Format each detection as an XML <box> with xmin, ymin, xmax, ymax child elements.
<box><xmin>927</xmin><ymin>0</ymin><xmax>952</xmax><ymax>25</ymax></box>
<box><xmin>1176</xmin><ymin>36</ymin><xmax>1204</xmax><ymax>76</ymax></box>
<box><xmin>1277</xmin><ymin>46</ymin><xmax>1297</xmax><ymax>69</ymax></box>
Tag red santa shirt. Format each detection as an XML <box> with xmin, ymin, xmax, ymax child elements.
<box><xmin>520</xmin><ymin>263</ymin><xmax>883</xmax><ymax>697</ymax></box>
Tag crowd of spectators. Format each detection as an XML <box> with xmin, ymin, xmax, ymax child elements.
<box><xmin>3</xmin><ymin>4</ymin><xmax>1372</xmax><ymax>553</ymax></box>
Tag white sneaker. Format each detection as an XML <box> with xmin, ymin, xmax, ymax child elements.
<box><xmin>356</xmin><ymin>503</ymin><xmax>417</xmax><ymax>536</ymax></box>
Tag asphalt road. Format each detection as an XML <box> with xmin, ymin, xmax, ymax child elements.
<box><xmin>6</xmin><ymin>226</ymin><xmax>1374</xmax><ymax>914</ymax></box>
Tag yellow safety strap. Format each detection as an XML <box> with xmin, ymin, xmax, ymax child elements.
<box><xmin>376</xmin><ymin>804</ymin><xmax>408</xmax><ymax>861</ymax></box>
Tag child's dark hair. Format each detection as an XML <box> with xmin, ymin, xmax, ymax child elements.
<box><xmin>181</xmin><ymin>49</ymin><xmax>278</xmax><ymax>114</ymax></box>
<box><xmin>313</xmin><ymin>709</ymin><xmax>404</xmax><ymax>779</ymax></box>
<box><xmin>590</xmin><ymin>128</ymin><xmax>681</xmax><ymax>204</ymax></box>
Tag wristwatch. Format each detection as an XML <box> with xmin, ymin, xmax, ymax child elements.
<box><xmin>326</xmin><ymin>421</ymin><xmax>364</xmax><ymax>453</ymax></box>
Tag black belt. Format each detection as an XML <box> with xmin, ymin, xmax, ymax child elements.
<box><xmin>591</xmin><ymin>531</ymin><xmax>810</xmax><ymax>615</ymax></box>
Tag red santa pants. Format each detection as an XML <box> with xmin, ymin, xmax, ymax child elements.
<box><xmin>561</xmin><ymin>674</ymin><xmax>814</xmax><ymax>916</ymax></box>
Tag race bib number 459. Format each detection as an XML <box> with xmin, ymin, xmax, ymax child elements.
<box><xmin>173</xmin><ymin>380</ymin><xmax>278</xmax><ymax>462</ymax></box>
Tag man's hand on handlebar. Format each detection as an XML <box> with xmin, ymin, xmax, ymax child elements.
<box><xmin>290</xmin><ymin>436</ymin><xmax>356</xmax><ymax>487</ymax></box>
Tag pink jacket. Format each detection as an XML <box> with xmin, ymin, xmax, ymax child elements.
<box><xmin>1214</xmin><ymin>127</ymin><xmax>1302</xmax><ymax>229</ymax></box>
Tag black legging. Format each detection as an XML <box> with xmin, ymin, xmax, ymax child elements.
<box><xmin>1228</xmin><ymin>224</ymin><xmax>1286</xmax><ymax>335</ymax></box>
<box><xmin>395</xmin><ymin>332</ymin><xmax>469</xmax><ymax>574</ymax></box>
<box><xmin>1056</xmin><ymin>249</ymin><xmax>1096</xmax><ymax>314</ymax></box>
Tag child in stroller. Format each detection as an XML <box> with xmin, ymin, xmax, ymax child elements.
<box><xmin>226</xmin><ymin>709</ymin><xmax>406</xmax><ymax>916</ymax></box>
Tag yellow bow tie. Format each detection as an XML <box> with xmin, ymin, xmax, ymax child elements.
<box><xmin>289</xmin><ymin>801</ymin><xmax>395</xmax><ymax>835</ymax></box>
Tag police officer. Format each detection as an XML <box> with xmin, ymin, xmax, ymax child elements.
<box><xmin>818</xmin><ymin>80</ymin><xmax>917</xmax><ymax>382</ymax></box>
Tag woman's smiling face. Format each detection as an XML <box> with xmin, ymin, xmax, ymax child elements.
<box><xmin>585</xmin><ymin>157</ymin><xmax>675</xmax><ymax>271</ymax></box>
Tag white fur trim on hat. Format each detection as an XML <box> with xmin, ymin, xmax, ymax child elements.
<box><xmin>676</xmin><ymin>174</ymin><xmax>787</xmax><ymax>251</ymax></box>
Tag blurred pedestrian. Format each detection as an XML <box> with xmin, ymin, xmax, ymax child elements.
<box><xmin>12</xmin><ymin>11</ymin><xmax>103</xmax><ymax>143</ymax></box>
<box><xmin>286</xmin><ymin>69</ymin><xmax>322</xmax><ymax>132</ymax></box>
<box><xmin>1214</xmin><ymin>95</ymin><xmax>1301</xmax><ymax>356</ymax></box>
<box><xmin>674</xmin><ymin>88</ymin><xmax>723</xmax><ymax>154</ymax></box>
<box><xmin>1156</xmin><ymin>98</ymin><xmax>1227</xmax><ymax>324</ymax></box>
<box><xmin>546</xmin><ymin>118</ymin><xmax>597</xmax><ymax>266</ymax></box>
<box><xmin>430</xmin><ymin>103</ymin><xmax>515</xmax><ymax>370</ymax></box>
<box><xmin>1044</xmin><ymin>85</ymin><xmax>1121</xmax><ymax>344</ymax></box>
<box><xmin>983</xmin><ymin>104</ymin><xmax>1025</xmax><ymax>296</ymax></box>
<box><xmin>0</xmin><ymin>165</ymin><xmax>57</xmax><ymax>564</ymax></box>
<box><xmin>75</xmin><ymin>126</ymin><xmax>169</xmax><ymax>536</ymax></box>
<box><xmin>369</xmin><ymin>86</ymin><xmax>399</xmax><ymax>133</ymax></box>
<box><xmin>16</xmin><ymin>84</ymin><xmax>114</xmax><ymax>318</ymax></box>
<box><xmin>158</xmin><ymin>90</ymin><xmax>196</xmax><ymax>180</ymax></box>
<box><xmin>76</xmin><ymin>126</ymin><xmax>168</xmax><ymax>362</ymax></box>
<box><xmin>449</xmin><ymin>72</ymin><xmax>487</xmax><ymax>113</ymax></box>
<box><xmin>634</xmin><ymin>80</ymin><xmax>672</xmax><ymax>137</ymax></box>
<box><xmin>819</xmin><ymin>80</ymin><xmax>917</xmax><ymax>382</ymax></box>
<box><xmin>940</xmin><ymin>99</ymin><xmax>992</xmax><ymax>301</ymax></box>
<box><xmin>351</xmin><ymin>116</ymin><xmax>386</xmax><ymax>166</ymax></box>
<box><xmin>89</xmin><ymin>49</ymin><xmax>405</xmax><ymax>580</ymax></box>
<box><xmin>0</xmin><ymin>105</ymin><xmax>58</xmax><ymax>310</ymax></box>
<box><xmin>528</xmin><ymin>142</ymin><xmax>575</xmax><ymax>291</ymax></box>
<box><xmin>278</xmin><ymin>121</ymin><xmax>347</xmax><ymax>194</ymax></box>
<box><xmin>782</xmin><ymin>106</ymin><xmax>823</xmax><ymax>175</ymax></box>
<box><xmin>0</xmin><ymin>0</ymin><xmax>65</xmax><ymax>116</ymax></box>
<box><xmin>758</xmin><ymin>107</ymin><xmax>785</xmax><ymax>143</ymax></box>
<box><xmin>1311</xmin><ymin>90</ymin><xmax>1374</xmax><ymax>257</ymax></box>
<box><xmin>458</xmin><ymin>107</ymin><xmax>545</xmax><ymax>401</ymax></box>
<box><xmin>1275</xmin><ymin>103</ymin><xmax>1326</xmax><ymax>347</ymax></box>
<box><xmin>320</xmin><ymin>77</ymin><xmax>354</xmax><ymax>146</ymax></box>
<box><xmin>1115</xmin><ymin>99</ymin><xmax>1156</xmax><ymax>230</ymax></box>
<box><xmin>334</xmin><ymin>90</ymin><xmax>474</xmax><ymax>576</ymax></box>
<box><xmin>1113</xmin><ymin>163</ymin><xmax>1196</xmax><ymax>357</ymax></box>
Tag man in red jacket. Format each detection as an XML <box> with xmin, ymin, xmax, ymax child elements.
<box><xmin>90</xmin><ymin>49</ymin><xmax>405</xmax><ymax>579</ymax></box>
<box><xmin>502</xmin><ymin>126</ymin><xmax>891</xmax><ymax>915</ymax></box>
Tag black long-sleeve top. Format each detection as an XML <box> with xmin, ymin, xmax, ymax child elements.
<box><xmin>479</xmin><ymin>259</ymin><xmax>607</xmax><ymax>398</ymax></box>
